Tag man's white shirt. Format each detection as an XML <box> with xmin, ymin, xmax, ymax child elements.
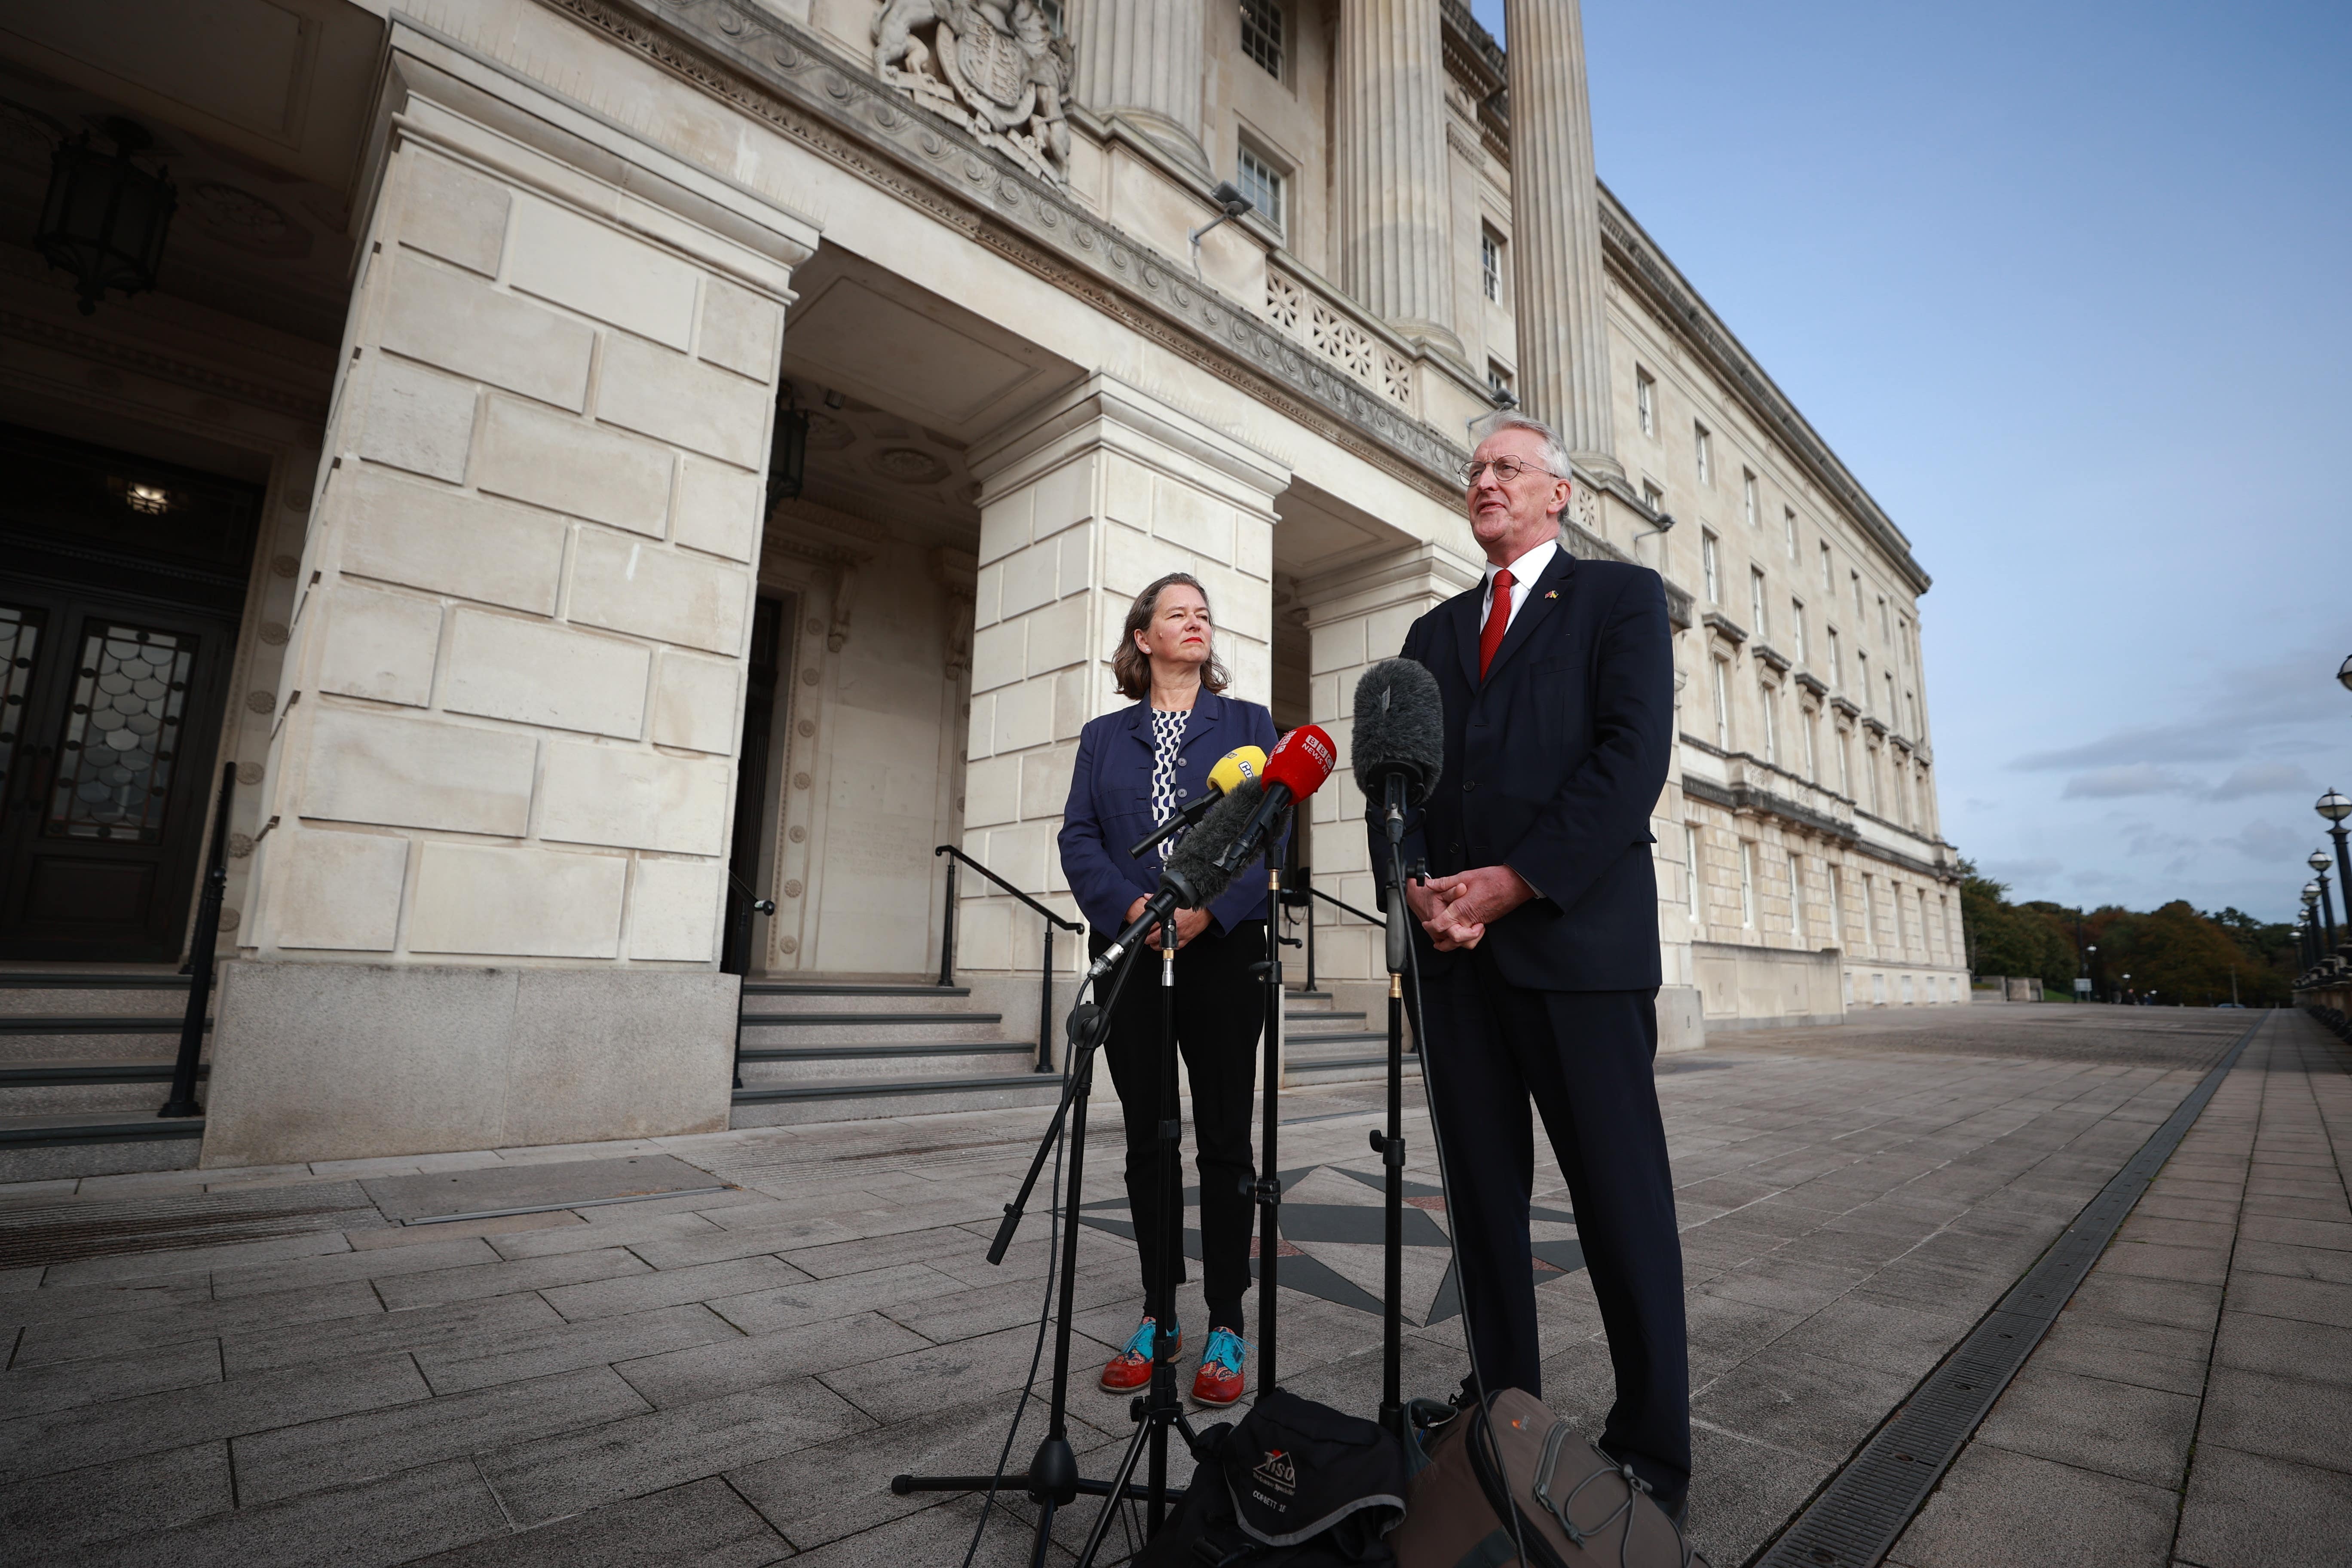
<box><xmin>1478</xmin><ymin>536</ymin><xmax>1559</xmax><ymax>636</ymax></box>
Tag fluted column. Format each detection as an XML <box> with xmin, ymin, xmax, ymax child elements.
<box><xmin>1505</xmin><ymin>0</ymin><xmax>1620</xmax><ymax>478</ymax></box>
<box><xmin>1335</xmin><ymin>0</ymin><xmax>1461</xmax><ymax>354</ymax></box>
<box><xmin>1073</xmin><ymin>0</ymin><xmax>1209</xmax><ymax>174</ymax></box>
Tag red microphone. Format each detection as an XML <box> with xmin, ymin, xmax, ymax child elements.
<box><xmin>1213</xmin><ymin>723</ymin><xmax>1337</xmax><ymax>876</ymax></box>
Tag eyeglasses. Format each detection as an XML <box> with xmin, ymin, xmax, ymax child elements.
<box><xmin>1458</xmin><ymin>456</ymin><xmax>1561</xmax><ymax>488</ymax></box>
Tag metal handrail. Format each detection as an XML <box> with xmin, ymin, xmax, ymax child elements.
<box><xmin>161</xmin><ymin>764</ymin><xmax>233</xmax><ymax>1118</ymax></box>
<box><xmin>933</xmin><ymin>845</ymin><xmax>1084</xmax><ymax>933</ymax></box>
<box><xmin>1309</xmin><ymin>885</ymin><xmax>1383</xmax><ymax>926</ymax></box>
<box><xmin>934</xmin><ymin>844</ymin><xmax>1082</xmax><ymax>1073</ymax></box>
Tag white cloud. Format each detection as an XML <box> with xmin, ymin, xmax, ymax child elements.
<box><xmin>2217</xmin><ymin>820</ymin><xmax>2303</xmax><ymax>863</ymax></box>
<box><xmin>2205</xmin><ymin>761</ymin><xmax>2316</xmax><ymax>802</ymax></box>
<box><xmin>2062</xmin><ymin>764</ymin><xmax>2190</xmax><ymax>799</ymax></box>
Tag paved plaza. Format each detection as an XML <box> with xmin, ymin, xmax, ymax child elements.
<box><xmin>2</xmin><ymin>1005</ymin><xmax>2346</xmax><ymax>1566</ymax></box>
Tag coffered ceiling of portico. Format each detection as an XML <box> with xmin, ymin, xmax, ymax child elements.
<box><xmin>0</xmin><ymin>0</ymin><xmax>383</xmax><ymax>344</ymax></box>
<box><xmin>771</xmin><ymin>378</ymin><xmax>984</xmax><ymax>548</ymax></box>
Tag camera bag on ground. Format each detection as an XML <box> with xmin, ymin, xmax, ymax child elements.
<box><xmin>1388</xmin><ymin>1388</ymin><xmax>1704</xmax><ymax>1568</ymax></box>
<box><xmin>1134</xmin><ymin>1387</ymin><xmax>1409</xmax><ymax>1566</ymax></box>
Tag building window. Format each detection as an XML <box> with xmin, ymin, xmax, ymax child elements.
<box><xmin>1906</xmin><ymin>689</ymin><xmax>1920</xmax><ymax>739</ymax></box>
<box><xmin>1879</xmin><ymin>594</ymin><xmax>1892</xmax><ymax>641</ymax></box>
<box><xmin>1901</xmin><ymin>973</ymin><xmax>1916</xmax><ymax>1005</ymax></box>
<box><xmin>1740</xmin><ymin>842</ymin><xmax>1756</xmax><ymax>928</ymax></box>
<box><xmin>1852</xmin><ymin>571</ymin><xmax>1866</xmax><ymax>623</ymax></box>
<box><xmin>1865</xmin><ymin>740</ymin><xmax>1881</xmax><ymax>813</ymax></box>
<box><xmin>1862</xmin><ymin>874</ymin><xmax>1877</xmax><ymax>949</ymax></box>
<box><xmin>1761</xmin><ymin>680</ymin><xmax>1779</xmax><ymax>766</ymax></box>
<box><xmin>1893</xmin><ymin>880</ymin><xmax>1908</xmax><ymax>951</ymax></box>
<box><xmin>1749</xmin><ymin>568</ymin><xmax>1768</xmax><ymax>640</ymax></box>
<box><xmin>1827</xmin><ymin>627</ymin><xmax>1841</xmax><ymax>687</ymax></box>
<box><xmin>1487</xmin><ymin>361</ymin><xmax>1513</xmax><ymax>399</ymax></box>
<box><xmin>1240</xmin><ymin>0</ymin><xmax>1285</xmax><ymax>80</ymax></box>
<box><xmin>1837</xmin><ymin>727</ymin><xmax>1852</xmax><ymax>797</ymax></box>
<box><xmin>1790</xmin><ymin>598</ymin><xmax>1807</xmax><ymax>665</ymax></box>
<box><xmin>1828</xmin><ymin>867</ymin><xmax>1845</xmax><ymax>947</ymax></box>
<box><xmin>1642</xmin><ymin>480</ymin><xmax>1664</xmax><ymax>517</ymax></box>
<box><xmin>1694</xmin><ymin>423</ymin><xmax>1712</xmax><ymax>485</ymax></box>
<box><xmin>1710</xmin><ymin>657</ymin><xmax>1730</xmax><ymax>749</ymax></box>
<box><xmin>1701</xmin><ymin>530</ymin><xmax>1720</xmax><ymax>602</ymax></box>
<box><xmin>1237</xmin><ymin>144</ymin><xmax>1285</xmax><ymax>234</ymax></box>
<box><xmin>1685</xmin><ymin>824</ymin><xmax>1703</xmax><ymax>923</ymax></box>
<box><xmin>1480</xmin><ymin>227</ymin><xmax>1503</xmax><ymax>302</ymax></box>
<box><xmin>1857</xmin><ymin>649</ymin><xmax>1870</xmax><ymax>712</ymax></box>
<box><xmin>1742</xmin><ymin>469</ymin><xmax>1758</xmax><ymax>528</ymax></box>
<box><xmin>1871</xmin><ymin>971</ymin><xmax>1887</xmax><ymax>1005</ymax></box>
<box><xmin>1802</xmin><ymin>704</ymin><xmax>1819</xmax><ymax>781</ymax></box>
<box><xmin>1885</xmin><ymin>671</ymin><xmax>1897</xmax><ymax>729</ymax></box>
<box><xmin>1783</xmin><ymin>506</ymin><xmax>1798</xmax><ymax>561</ymax></box>
<box><xmin>1635</xmin><ymin>368</ymin><xmax>1655</xmax><ymax>436</ymax></box>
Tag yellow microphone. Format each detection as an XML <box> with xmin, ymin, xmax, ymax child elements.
<box><xmin>1126</xmin><ymin>745</ymin><xmax>1268</xmax><ymax>858</ymax></box>
<box><xmin>1206</xmin><ymin>745</ymin><xmax>1268</xmax><ymax>797</ymax></box>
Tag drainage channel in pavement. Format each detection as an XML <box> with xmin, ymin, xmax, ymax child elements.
<box><xmin>1747</xmin><ymin>1012</ymin><xmax>2266</xmax><ymax>1568</ymax></box>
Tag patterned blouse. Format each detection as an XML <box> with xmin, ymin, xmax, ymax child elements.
<box><xmin>1147</xmin><ymin>706</ymin><xmax>1188</xmax><ymax>861</ymax></box>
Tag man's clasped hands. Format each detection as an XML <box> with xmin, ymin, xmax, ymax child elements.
<box><xmin>1403</xmin><ymin>862</ymin><xmax>1536</xmax><ymax>952</ymax></box>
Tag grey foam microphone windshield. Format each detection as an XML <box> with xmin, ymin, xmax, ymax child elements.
<box><xmin>1351</xmin><ymin>658</ymin><xmax>1445</xmax><ymax>808</ymax></box>
<box><xmin>1162</xmin><ymin>777</ymin><xmax>1263</xmax><ymax>910</ymax></box>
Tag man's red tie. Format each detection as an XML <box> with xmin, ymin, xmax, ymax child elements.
<box><xmin>1478</xmin><ymin>567</ymin><xmax>1514</xmax><ymax>680</ymax></box>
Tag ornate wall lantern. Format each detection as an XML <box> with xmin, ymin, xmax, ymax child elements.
<box><xmin>36</xmin><ymin>119</ymin><xmax>176</xmax><ymax>316</ymax></box>
<box><xmin>766</xmin><ymin>400</ymin><xmax>809</xmax><ymax>506</ymax></box>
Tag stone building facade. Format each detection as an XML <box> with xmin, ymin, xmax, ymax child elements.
<box><xmin>0</xmin><ymin>0</ymin><xmax>1963</xmax><ymax>1168</ymax></box>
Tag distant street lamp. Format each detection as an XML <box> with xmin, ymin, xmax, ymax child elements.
<box><xmin>2338</xmin><ymin>652</ymin><xmax>2352</xmax><ymax>693</ymax></box>
<box><xmin>2319</xmin><ymin>789</ymin><xmax>2352</xmax><ymax>951</ymax></box>
<box><xmin>2311</xmin><ymin>850</ymin><xmax>2339</xmax><ymax>952</ymax></box>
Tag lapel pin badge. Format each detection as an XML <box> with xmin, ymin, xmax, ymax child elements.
<box><xmin>1545</xmin><ymin>589</ymin><xmax>1558</xmax><ymax>600</ymax></box>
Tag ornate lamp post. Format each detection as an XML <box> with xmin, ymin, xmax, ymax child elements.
<box><xmin>2319</xmin><ymin>790</ymin><xmax>2352</xmax><ymax>951</ymax></box>
<box><xmin>2312</xmin><ymin>850</ymin><xmax>2339</xmax><ymax>952</ymax></box>
<box><xmin>34</xmin><ymin>118</ymin><xmax>176</xmax><ymax>315</ymax></box>
<box><xmin>2301</xmin><ymin>892</ymin><xmax>2319</xmax><ymax>972</ymax></box>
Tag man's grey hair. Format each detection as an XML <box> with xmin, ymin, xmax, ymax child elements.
<box><xmin>1468</xmin><ymin>411</ymin><xmax>1573</xmax><ymax>482</ymax></box>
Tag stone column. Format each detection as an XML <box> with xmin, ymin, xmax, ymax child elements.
<box><xmin>1334</xmin><ymin>0</ymin><xmax>1462</xmax><ymax>355</ymax></box>
<box><xmin>1073</xmin><ymin>0</ymin><xmax>1210</xmax><ymax>174</ymax></box>
<box><xmin>1297</xmin><ymin>543</ymin><xmax>1478</xmax><ymax>1011</ymax></box>
<box><xmin>959</xmin><ymin>376</ymin><xmax>1286</xmax><ymax>1014</ymax></box>
<box><xmin>200</xmin><ymin>55</ymin><xmax>817</xmax><ymax>1167</ymax></box>
<box><xmin>1504</xmin><ymin>0</ymin><xmax>1620</xmax><ymax>478</ymax></box>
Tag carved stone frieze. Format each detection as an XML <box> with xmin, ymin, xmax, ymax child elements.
<box><xmin>556</xmin><ymin>0</ymin><xmax>1470</xmax><ymax>502</ymax></box>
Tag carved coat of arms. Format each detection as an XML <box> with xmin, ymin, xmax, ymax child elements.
<box><xmin>874</xmin><ymin>0</ymin><xmax>1072</xmax><ymax>185</ymax></box>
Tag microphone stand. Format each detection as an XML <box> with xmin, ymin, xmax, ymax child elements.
<box><xmin>1247</xmin><ymin>815</ymin><xmax>1296</xmax><ymax>1401</ymax></box>
<box><xmin>892</xmin><ymin>938</ymin><xmax>1172</xmax><ymax>1565</ymax></box>
<box><xmin>1366</xmin><ymin>772</ymin><xmax>1419</xmax><ymax>1440</ymax></box>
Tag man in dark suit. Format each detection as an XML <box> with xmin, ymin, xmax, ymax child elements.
<box><xmin>1378</xmin><ymin>413</ymin><xmax>1687</xmax><ymax>1517</ymax></box>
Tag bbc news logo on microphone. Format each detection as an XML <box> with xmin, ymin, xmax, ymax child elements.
<box><xmin>1274</xmin><ymin>726</ymin><xmax>1336</xmax><ymax>777</ymax></box>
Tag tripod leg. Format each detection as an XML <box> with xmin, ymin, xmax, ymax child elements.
<box><xmin>1381</xmin><ymin>970</ymin><xmax>1404</xmax><ymax>1437</ymax></box>
<box><xmin>1147</xmin><ymin>936</ymin><xmax>1179</xmax><ymax>1536</ymax></box>
<box><xmin>1075</xmin><ymin>1412</ymin><xmax>1156</xmax><ymax>1567</ymax></box>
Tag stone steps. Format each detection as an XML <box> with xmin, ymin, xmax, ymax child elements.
<box><xmin>0</xmin><ymin>972</ymin><xmax>206</xmax><ymax>1179</ymax></box>
<box><xmin>728</xmin><ymin>977</ymin><xmax>1061</xmax><ymax>1126</ymax></box>
<box><xmin>1281</xmin><ymin>990</ymin><xmax>1414</xmax><ymax>1087</ymax></box>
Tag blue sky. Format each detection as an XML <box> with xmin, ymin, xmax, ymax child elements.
<box><xmin>1470</xmin><ymin>0</ymin><xmax>2352</xmax><ymax>922</ymax></box>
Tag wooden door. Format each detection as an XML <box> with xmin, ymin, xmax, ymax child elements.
<box><xmin>0</xmin><ymin>425</ymin><xmax>258</xmax><ymax>962</ymax></box>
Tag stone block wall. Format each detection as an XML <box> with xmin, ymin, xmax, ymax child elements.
<box><xmin>957</xmin><ymin>377</ymin><xmax>1288</xmax><ymax>977</ymax></box>
<box><xmin>242</xmin><ymin>95</ymin><xmax>810</xmax><ymax>972</ymax></box>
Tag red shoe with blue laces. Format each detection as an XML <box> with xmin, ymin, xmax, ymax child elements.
<box><xmin>1099</xmin><ymin>1317</ymin><xmax>1179</xmax><ymax>1393</ymax></box>
<box><xmin>1191</xmin><ymin>1327</ymin><xmax>1248</xmax><ymax>1406</ymax></box>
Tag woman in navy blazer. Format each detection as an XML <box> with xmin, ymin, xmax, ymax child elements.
<box><xmin>1059</xmin><ymin>571</ymin><xmax>1278</xmax><ymax>1408</ymax></box>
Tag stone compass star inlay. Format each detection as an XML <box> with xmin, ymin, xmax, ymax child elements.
<box><xmin>1080</xmin><ymin>1163</ymin><xmax>1583</xmax><ymax>1326</ymax></box>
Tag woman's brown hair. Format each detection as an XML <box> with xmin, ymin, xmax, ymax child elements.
<box><xmin>1112</xmin><ymin>572</ymin><xmax>1231</xmax><ymax>701</ymax></box>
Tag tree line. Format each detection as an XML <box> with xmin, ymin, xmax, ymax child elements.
<box><xmin>1957</xmin><ymin>860</ymin><xmax>2303</xmax><ymax>1007</ymax></box>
